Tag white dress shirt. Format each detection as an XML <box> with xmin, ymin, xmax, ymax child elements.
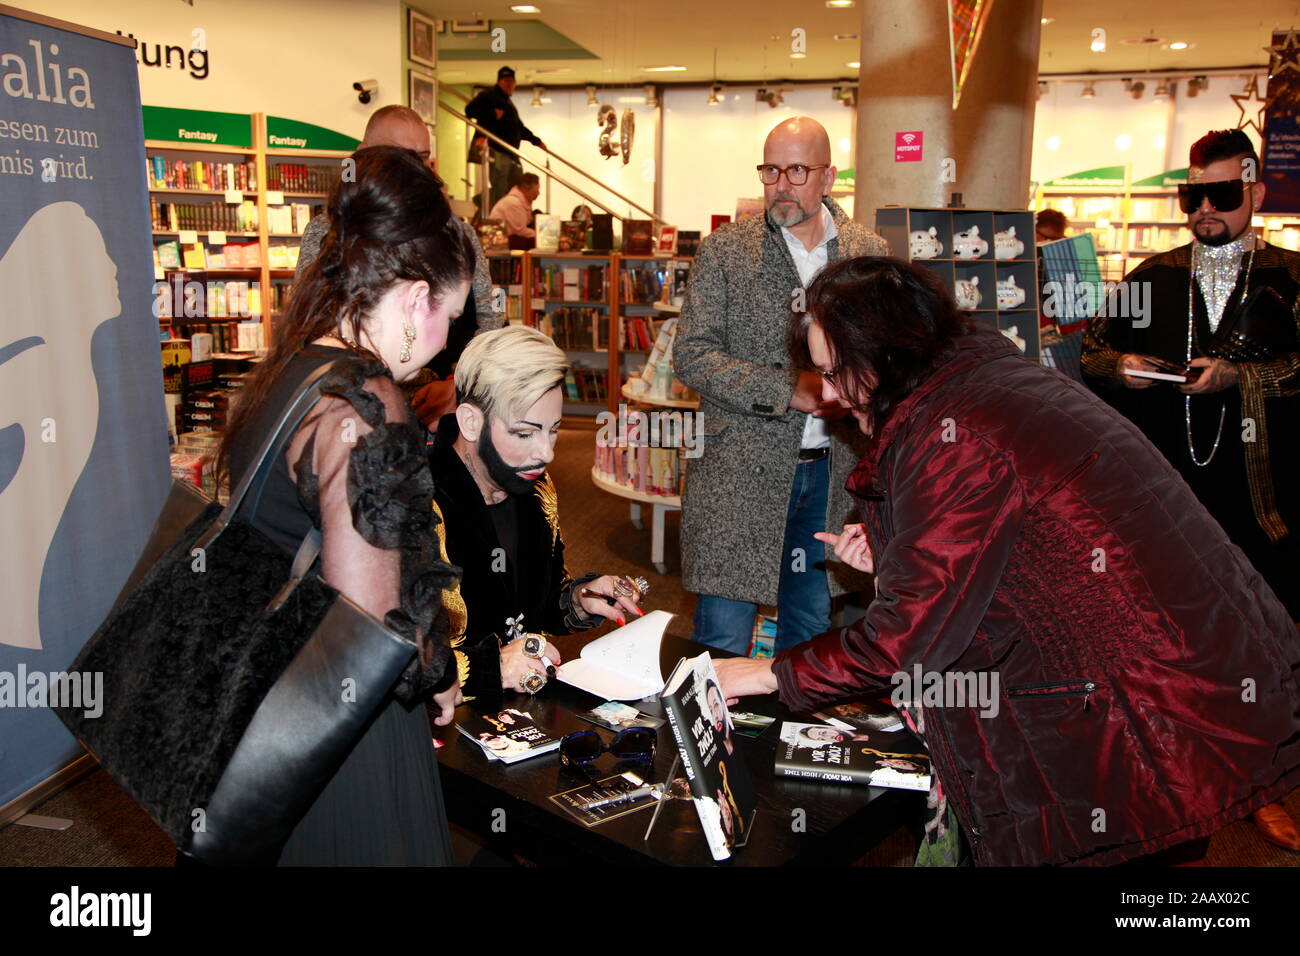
<box><xmin>780</xmin><ymin>204</ymin><xmax>836</xmax><ymax>450</ymax></box>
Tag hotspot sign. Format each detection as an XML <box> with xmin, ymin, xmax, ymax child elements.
<box><xmin>895</xmin><ymin>130</ymin><xmax>923</xmax><ymax>162</ymax></box>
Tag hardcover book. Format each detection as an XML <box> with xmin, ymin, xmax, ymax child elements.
<box><xmin>774</xmin><ymin>721</ymin><xmax>931</xmax><ymax>790</ymax></box>
<box><xmin>660</xmin><ymin>653</ymin><xmax>757</xmax><ymax>860</ymax></box>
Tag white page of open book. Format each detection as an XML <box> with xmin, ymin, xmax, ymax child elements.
<box><xmin>556</xmin><ymin>609</ymin><xmax>672</xmax><ymax>701</ymax></box>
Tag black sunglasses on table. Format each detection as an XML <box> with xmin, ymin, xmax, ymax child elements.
<box><xmin>559</xmin><ymin>727</ymin><xmax>657</xmax><ymax>767</ymax></box>
<box><xmin>1177</xmin><ymin>178</ymin><xmax>1247</xmax><ymax>214</ymax></box>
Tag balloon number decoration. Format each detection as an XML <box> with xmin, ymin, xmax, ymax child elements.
<box><xmin>596</xmin><ymin>103</ymin><xmax>635</xmax><ymax>164</ymax></box>
<box><xmin>620</xmin><ymin>109</ymin><xmax>635</xmax><ymax>165</ymax></box>
<box><xmin>597</xmin><ymin>105</ymin><xmax>618</xmax><ymax>159</ymax></box>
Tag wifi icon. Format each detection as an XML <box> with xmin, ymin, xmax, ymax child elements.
<box><xmin>902</xmin><ymin>133</ymin><xmax>916</xmax><ymax>145</ymax></box>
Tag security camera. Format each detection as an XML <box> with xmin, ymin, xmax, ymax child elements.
<box><xmin>353</xmin><ymin>79</ymin><xmax>378</xmax><ymax>104</ymax></box>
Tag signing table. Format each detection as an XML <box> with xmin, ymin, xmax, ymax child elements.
<box><xmin>433</xmin><ymin>630</ymin><xmax>921</xmax><ymax>866</ymax></box>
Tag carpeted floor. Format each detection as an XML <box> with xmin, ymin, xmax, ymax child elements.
<box><xmin>2</xmin><ymin>423</ymin><xmax>1296</xmax><ymax>867</ymax></box>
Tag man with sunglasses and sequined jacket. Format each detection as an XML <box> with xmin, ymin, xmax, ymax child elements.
<box><xmin>1082</xmin><ymin>129</ymin><xmax>1300</xmax><ymax>853</ymax></box>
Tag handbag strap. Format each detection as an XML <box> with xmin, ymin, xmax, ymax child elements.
<box><xmin>195</xmin><ymin>358</ymin><xmax>348</xmax><ymax>552</ymax></box>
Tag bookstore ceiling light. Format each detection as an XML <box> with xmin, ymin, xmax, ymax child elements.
<box><xmin>1154</xmin><ymin>79</ymin><xmax>1171</xmax><ymax>100</ymax></box>
<box><xmin>531</xmin><ymin>86</ymin><xmax>544</xmax><ymax>107</ymax></box>
<box><xmin>707</xmin><ymin>84</ymin><xmax>722</xmax><ymax>106</ymax></box>
<box><xmin>1082</xmin><ymin>81</ymin><xmax>1096</xmax><ymax>98</ymax></box>
<box><xmin>586</xmin><ymin>84</ymin><xmax>598</xmax><ymax>106</ymax></box>
<box><xmin>643</xmin><ymin>84</ymin><xmax>658</xmax><ymax>106</ymax></box>
<box><xmin>757</xmin><ymin>88</ymin><xmax>784</xmax><ymax>108</ymax></box>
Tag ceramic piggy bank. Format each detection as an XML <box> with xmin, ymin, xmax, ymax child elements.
<box><xmin>954</xmin><ymin>275</ymin><xmax>981</xmax><ymax>310</ymax></box>
<box><xmin>995</xmin><ymin>226</ymin><xmax>1025</xmax><ymax>260</ymax></box>
<box><xmin>1000</xmin><ymin>325</ymin><xmax>1027</xmax><ymax>353</ymax></box>
<box><xmin>996</xmin><ymin>275</ymin><xmax>1026</xmax><ymax>309</ymax></box>
<box><xmin>909</xmin><ymin>226</ymin><xmax>943</xmax><ymax>259</ymax></box>
<box><xmin>953</xmin><ymin>225</ymin><xmax>989</xmax><ymax>259</ymax></box>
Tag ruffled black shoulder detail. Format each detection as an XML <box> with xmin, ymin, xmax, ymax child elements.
<box><xmin>292</xmin><ymin>355</ymin><xmax>461</xmax><ymax>705</ymax></box>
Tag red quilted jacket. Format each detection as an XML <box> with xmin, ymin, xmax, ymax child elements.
<box><xmin>772</xmin><ymin>326</ymin><xmax>1300</xmax><ymax>866</ymax></box>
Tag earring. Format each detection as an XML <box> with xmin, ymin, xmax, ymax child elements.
<box><xmin>399</xmin><ymin>323</ymin><xmax>416</xmax><ymax>363</ymax></box>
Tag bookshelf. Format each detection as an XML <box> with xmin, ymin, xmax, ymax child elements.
<box><xmin>146</xmin><ymin>109</ymin><xmax>354</xmax><ymax>355</ymax></box>
<box><xmin>482</xmin><ymin>250</ymin><xmax>693</xmax><ymax>419</ymax></box>
<box><xmin>875</xmin><ymin>206</ymin><xmax>1042</xmax><ymax>360</ymax></box>
<box><xmin>146</xmin><ymin>108</ymin><xmax>356</xmax><ymax>447</ymax></box>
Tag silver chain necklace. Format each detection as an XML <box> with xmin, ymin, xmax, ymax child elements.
<box><xmin>1184</xmin><ymin>240</ymin><xmax>1254</xmax><ymax>467</ymax></box>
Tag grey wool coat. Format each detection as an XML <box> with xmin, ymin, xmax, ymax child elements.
<box><xmin>674</xmin><ymin>197</ymin><xmax>888</xmax><ymax>605</ymax></box>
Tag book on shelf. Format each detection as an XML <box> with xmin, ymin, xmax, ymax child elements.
<box><xmin>620</xmin><ymin>262</ymin><xmax>664</xmax><ymax>304</ymax></box>
<box><xmin>533</xmin><ymin>262</ymin><xmax>606</xmax><ymax>301</ymax></box>
<box><xmin>545</xmin><ymin>307</ymin><xmax>608</xmax><ymax>351</ymax></box>
<box><xmin>147</xmin><ymin>156</ymin><xmax>257</xmax><ymax>192</ymax></box>
<box><xmin>456</xmin><ymin>707</ymin><xmax>560</xmax><ymax>763</ymax></box>
<box><xmin>774</xmin><ymin>720</ymin><xmax>931</xmax><ymax>790</ymax></box>
<box><xmin>477</xmin><ymin>220</ymin><xmax>509</xmax><ymax>252</ymax></box>
<box><xmin>151</xmin><ymin>199</ymin><xmax>258</xmax><ymax>233</ymax></box>
<box><xmin>620</xmin><ymin>315</ymin><xmax>659</xmax><ymax>351</ymax></box>
<box><xmin>623</xmin><ymin>219</ymin><xmax>654</xmax><ymax>255</ymax></box>
<box><xmin>660</xmin><ymin>653</ymin><xmax>757</xmax><ymax>861</ymax></box>
<box><xmin>266</xmin><ymin>163</ymin><xmax>340</xmax><ymax>193</ymax></box>
<box><xmin>558</xmin><ymin>219</ymin><xmax>587</xmax><ymax>252</ymax></box>
<box><xmin>266</xmin><ymin>203</ymin><xmax>319</xmax><ymax>235</ymax></box>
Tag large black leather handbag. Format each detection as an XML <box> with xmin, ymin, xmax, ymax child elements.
<box><xmin>54</xmin><ymin>360</ymin><xmax>420</xmax><ymax>865</ymax></box>
<box><xmin>1208</xmin><ymin>284</ymin><xmax>1300</xmax><ymax>362</ymax></box>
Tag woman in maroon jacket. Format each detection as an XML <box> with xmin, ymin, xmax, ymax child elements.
<box><xmin>715</xmin><ymin>256</ymin><xmax>1300</xmax><ymax>866</ymax></box>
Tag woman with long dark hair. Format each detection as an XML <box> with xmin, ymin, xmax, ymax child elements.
<box><xmin>215</xmin><ymin>146</ymin><xmax>474</xmax><ymax>865</ymax></box>
<box><xmin>715</xmin><ymin>256</ymin><xmax>1300</xmax><ymax>867</ymax></box>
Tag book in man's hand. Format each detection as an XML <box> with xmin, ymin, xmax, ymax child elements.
<box><xmin>660</xmin><ymin>653</ymin><xmax>757</xmax><ymax>861</ymax></box>
<box><xmin>775</xmin><ymin>721</ymin><xmax>932</xmax><ymax>791</ymax></box>
<box><xmin>457</xmin><ymin>707</ymin><xmax>560</xmax><ymax>764</ymax></box>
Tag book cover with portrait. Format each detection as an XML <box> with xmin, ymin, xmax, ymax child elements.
<box><xmin>775</xmin><ymin>721</ymin><xmax>931</xmax><ymax>790</ymax></box>
<box><xmin>660</xmin><ymin>653</ymin><xmax>756</xmax><ymax>861</ymax></box>
<box><xmin>457</xmin><ymin>707</ymin><xmax>560</xmax><ymax>764</ymax></box>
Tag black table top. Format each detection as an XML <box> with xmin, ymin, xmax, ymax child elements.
<box><xmin>433</xmin><ymin>631</ymin><xmax>921</xmax><ymax>866</ymax></box>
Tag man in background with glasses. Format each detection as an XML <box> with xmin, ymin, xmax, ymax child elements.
<box><xmin>1082</xmin><ymin>128</ymin><xmax>1300</xmax><ymax>853</ymax></box>
<box><xmin>674</xmin><ymin>116</ymin><xmax>888</xmax><ymax>657</ymax></box>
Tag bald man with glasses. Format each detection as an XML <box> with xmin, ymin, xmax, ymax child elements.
<box><xmin>674</xmin><ymin>116</ymin><xmax>889</xmax><ymax>656</ymax></box>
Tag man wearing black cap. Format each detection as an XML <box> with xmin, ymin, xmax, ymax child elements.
<box><xmin>467</xmin><ymin>66</ymin><xmax>547</xmax><ymax>207</ymax></box>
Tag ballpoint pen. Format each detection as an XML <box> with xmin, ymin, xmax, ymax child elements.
<box><xmin>582</xmin><ymin>784</ymin><xmax>660</xmax><ymax>811</ymax></box>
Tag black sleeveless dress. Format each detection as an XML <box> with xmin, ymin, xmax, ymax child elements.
<box><xmin>228</xmin><ymin>345</ymin><xmax>457</xmax><ymax>866</ymax></box>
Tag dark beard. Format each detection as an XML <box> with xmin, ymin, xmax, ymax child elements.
<box><xmin>479</xmin><ymin>425</ymin><xmax>543</xmax><ymax>496</ymax></box>
<box><xmin>1194</xmin><ymin>219</ymin><xmax>1248</xmax><ymax>248</ymax></box>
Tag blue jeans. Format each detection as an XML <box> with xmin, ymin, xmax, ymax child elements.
<box><xmin>692</xmin><ymin>457</ymin><xmax>832</xmax><ymax>655</ymax></box>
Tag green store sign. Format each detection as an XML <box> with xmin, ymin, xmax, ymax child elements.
<box><xmin>1046</xmin><ymin>165</ymin><xmax>1127</xmax><ymax>187</ymax></box>
<box><xmin>142</xmin><ymin>105</ymin><xmax>252</xmax><ymax>147</ymax></box>
<box><xmin>266</xmin><ymin>116</ymin><xmax>359</xmax><ymax>152</ymax></box>
<box><xmin>1133</xmin><ymin>168</ymin><xmax>1189</xmax><ymax>187</ymax></box>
